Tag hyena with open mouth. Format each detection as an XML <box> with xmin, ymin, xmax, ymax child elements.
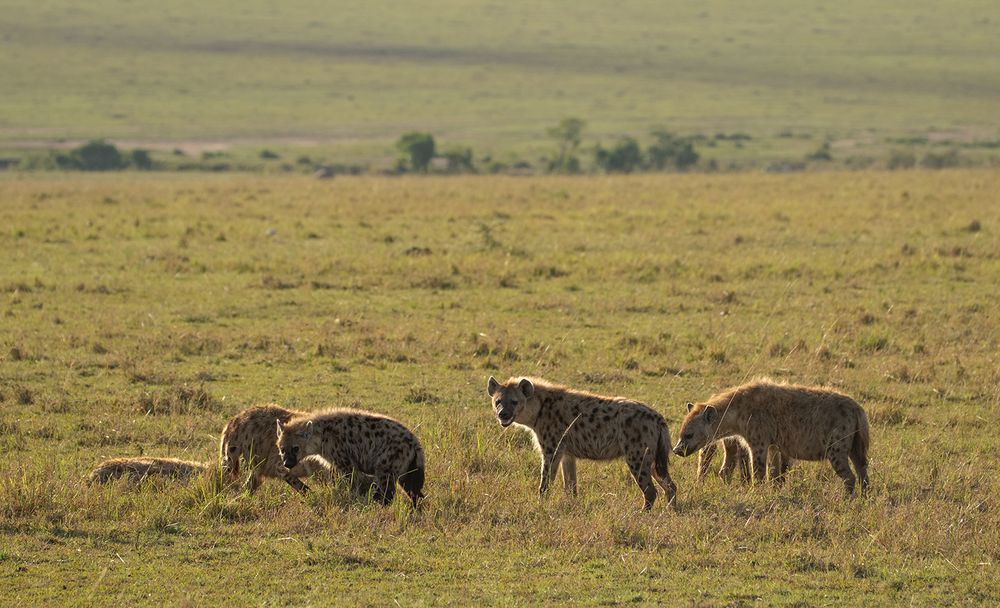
<box><xmin>487</xmin><ymin>376</ymin><xmax>677</xmax><ymax>510</ymax></box>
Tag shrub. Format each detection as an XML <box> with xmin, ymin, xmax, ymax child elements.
<box><xmin>73</xmin><ymin>140</ymin><xmax>125</xmax><ymax>171</ymax></box>
<box><xmin>396</xmin><ymin>132</ymin><xmax>436</xmax><ymax>172</ymax></box>
<box><xmin>442</xmin><ymin>146</ymin><xmax>475</xmax><ymax>173</ymax></box>
<box><xmin>595</xmin><ymin>137</ymin><xmax>642</xmax><ymax>174</ymax></box>
<box><xmin>887</xmin><ymin>150</ymin><xmax>916</xmax><ymax>170</ymax></box>
<box><xmin>920</xmin><ymin>149</ymin><xmax>961</xmax><ymax>169</ymax></box>
<box><xmin>647</xmin><ymin>130</ymin><xmax>699</xmax><ymax>170</ymax></box>
<box><xmin>546</xmin><ymin>117</ymin><xmax>586</xmax><ymax>174</ymax></box>
<box><xmin>129</xmin><ymin>149</ymin><xmax>153</xmax><ymax>170</ymax></box>
<box><xmin>806</xmin><ymin>141</ymin><xmax>832</xmax><ymax>161</ymax></box>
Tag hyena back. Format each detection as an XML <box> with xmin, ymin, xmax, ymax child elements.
<box><xmin>275</xmin><ymin>408</ymin><xmax>425</xmax><ymax>508</ymax></box>
<box><xmin>697</xmin><ymin>438</ymin><xmax>792</xmax><ymax>484</ymax></box>
<box><xmin>88</xmin><ymin>456</ymin><xmax>208</xmax><ymax>485</ymax></box>
<box><xmin>219</xmin><ymin>404</ymin><xmax>329</xmax><ymax>494</ymax></box>
<box><xmin>487</xmin><ymin>376</ymin><xmax>677</xmax><ymax>510</ymax></box>
<box><xmin>674</xmin><ymin>379</ymin><xmax>869</xmax><ymax>495</ymax></box>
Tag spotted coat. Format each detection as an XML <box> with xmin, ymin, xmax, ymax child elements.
<box><xmin>487</xmin><ymin>376</ymin><xmax>677</xmax><ymax>510</ymax></box>
<box><xmin>276</xmin><ymin>408</ymin><xmax>425</xmax><ymax>507</ymax></box>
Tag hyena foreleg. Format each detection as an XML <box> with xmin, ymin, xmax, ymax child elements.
<box><xmin>560</xmin><ymin>455</ymin><xmax>578</xmax><ymax>496</ymax></box>
<box><xmin>538</xmin><ymin>448</ymin><xmax>564</xmax><ymax>496</ymax></box>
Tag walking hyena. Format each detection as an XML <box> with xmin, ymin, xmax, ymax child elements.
<box><xmin>487</xmin><ymin>376</ymin><xmax>677</xmax><ymax>510</ymax></box>
<box><xmin>697</xmin><ymin>438</ymin><xmax>792</xmax><ymax>484</ymax></box>
<box><xmin>275</xmin><ymin>408</ymin><xmax>425</xmax><ymax>508</ymax></box>
<box><xmin>673</xmin><ymin>379</ymin><xmax>869</xmax><ymax>495</ymax></box>
<box><xmin>88</xmin><ymin>456</ymin><xmax>208</xmax><ymax>485</ymax></box>
<box><xmin>220</xmin><ymin>404</ymin><xmax>331</xmax><ymax>494</ymax></box>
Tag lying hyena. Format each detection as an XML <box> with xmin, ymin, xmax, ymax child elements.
<box><xmin>673</xmin><ymin>379</ymin><xmax>869</xmax><ymax>495</ymax></box>
<box><xmin>697</xmin><ymin>438</ymin><xmax>792</xmax><ymax>484</ymax></box>
<box><xmin>220</xmin><ymin>404</ymin><xmax>331</xmax><ymax>494</ymax></box>
<box><xmin>276</xmin><ymin>408</ymin><xmax>425</xmax><ymax>508</ymax></box>
<box><xmin>88</xmin><ymin>456</ymin><xmax>208</xmax><ymax>485</ymax></box>
<box><xmin>487</xmin><ymin>376</ymin><xmax>677</xmax><ymax>510</ymax></box>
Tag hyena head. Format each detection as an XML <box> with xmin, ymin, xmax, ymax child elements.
<box><xmin>672</xmin><ymin>402</ymin><xmax>719</xmax><ymax>457</ymax></box>
<box><xmin>487</xmin><ymin>376</ymin><xmax>536</xmax><ymax>428</ymax></box>
<box><xmin>275</xmin><ymin>419</ymin><xmax>316</xmax><ymax>469</ymax></box>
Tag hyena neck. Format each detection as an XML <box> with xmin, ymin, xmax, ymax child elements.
<box><xmin>710</xmin><ymin>404</ymin><xmax>745</xmax><ymax>440</ymax></box>
<box><xmin>518</xmin><ymin>390</ymin><xmax>547</xmax><ymax>430</ymax></box>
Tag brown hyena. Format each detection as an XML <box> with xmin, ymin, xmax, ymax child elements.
<box><xmin>673</xmin><ymin>379</ymin><xmax>869</xmax><ymax>495</ymax></box>
<box><xmin>219</xmin><ymin>404</ymin><xmax>330</xmax><ymax>494</ymax></box>
<box><xmin>275</xmin><ymin>408</ymin><xmax>425</xmax><ymax>508</ymax></box>
<box><xmin>697</xmin><ymin>438</ymin><xmax>792</xmax><ymax>484</ymax></box>
<box><xmin>88</xmin><ymin>456</ymin><xmax>208</xmax><ymax>485</ymax></box>
<box><xmin>487</xmin><ymin>376</ymin><xmax>677</xmax><ymax>510</ymax></box>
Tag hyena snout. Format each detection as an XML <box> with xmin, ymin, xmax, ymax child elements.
<box><xmin>672</xmin><ymin>442</ymin><xmax>692</xmax><ymax>457</ymax></box>
<box><xmin>497</xmin><ymin>408</ymin><xmax>515</xmax><ymax>427</ymax></box>
<box><xmin>282</xmin><ymin>453</ymin><xmax>298</xmax><ymax>469</ymax></box>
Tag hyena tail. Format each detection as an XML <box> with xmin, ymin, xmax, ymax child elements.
<box><xmin>852</xmin><ymin>407</ymin><xmax>870</xmax><ymax>468</ymax></box>
<box><xmin>399</xmin><ymin>449</ymin><xmax>425</xmax><ymax>508</ymax></box>
<box><xmin>654</xmin><ymin>424</ymin><xmax>671</xmax><ymax>479</ymax></box>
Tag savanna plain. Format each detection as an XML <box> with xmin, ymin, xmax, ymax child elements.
<box><xmin>1</xmin><ymin>171</ymin><xmax>998</xmax><ymax>605</ymax></box>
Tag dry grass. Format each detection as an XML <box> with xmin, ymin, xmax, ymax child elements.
<box><xmin>0</xmin><ymin>171</ymin><xmax>998</xmax><ymax>605</ymax></box>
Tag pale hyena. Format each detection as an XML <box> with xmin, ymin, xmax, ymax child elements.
<box><xmin>487</xmin><ymin>376</ymin><xmax>677</xmax><ymax>510</ymax></box>
<box><xmin>674</xmin><ymin>379</ymin><xmax>869</xmax><ymax>495</ymax></box>
<box><xmin>220</xmin><ymin>404</ymin><xmax>330</xmax><ymax>494</ymax></box>
<box><xmin>88</xmin><ymin>456</ymin><xmax>208</xmax><ymax>485</ymax></box>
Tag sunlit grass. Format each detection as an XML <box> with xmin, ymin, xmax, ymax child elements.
<box><xmin>0</xmin><ymin>171</ymin><xmax>997</xmax><ymax>604</ymax></box>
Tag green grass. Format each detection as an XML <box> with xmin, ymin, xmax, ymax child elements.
<box><xmin>2</xmin><ymin>1</ymin><xmax>1000</xmax><ymax>166</ymax></box>
<box><xmin>1</xmin><ymin>170</ymin><xmax>999</xmax><ymax>605</ymax></box>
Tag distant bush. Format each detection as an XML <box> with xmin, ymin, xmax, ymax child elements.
<box><xmin>647</xmin><ymin>130</ymin><xmax>699</xmax><ymax>170</ymax></box>
<box><xmin>71</xmin><ymin>140</ymin><xmax>126</xmax><ymax>171</ymax></box>
<box><xmin>920</xmin><ymin>149</ymin><xmax>961</xmax><ymax>169</ymax></box>
<box><xmin>441</xmin><ymin>146</ymin><xmax>476</xmax><ymax>173</ymax></box>
<box><xmin>806</xmin><ymin>141</ymin><xmax>832</xmax><ymax>161</ymax></box>
<box><xmin>397</xmin><ymin>132</ymin><xmax>436</xmax><ymax>172</ymax></box>
<box><xmin>129</xmin><ymin>149</ymin><xmax>153</xmax><ymax>170</ymax></box>
<box><xmin>546</xmin><ymin>117</ymin><xmax>586</xmax><ymax>174</ymax></box>
<box><xmin>886</xmin><ymin>150</ymin><xmax>916</xmax><ymax>170</ymax></box>
<box><xmin>595</xmin><ymin>137</ymin><xmax>642</xmax><ymax>174</ymax></box>
<box><xmin>259</xmin><ymin>149</ymin><xmax>280</xmax><ymax>160</ymax></box>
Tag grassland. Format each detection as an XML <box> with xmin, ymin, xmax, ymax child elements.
<box><xmin>2</xmin><ymin>0</ymin><xmax>1000</xmax><ymax>166</ymax></box>
<box><xmin>1</xmin><ymin>170</ymin><xmax>998</xmax><ymax>605</ymax></box>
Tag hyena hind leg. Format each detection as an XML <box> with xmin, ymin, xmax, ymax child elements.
<box><xmin>830</xmin><ymin>450</ymin><xmax>857</xmax><ymax>496</ymax></box>
<box><xmin>625</xmin><ymin>453</ymin><xmax>658</xmax><ymax>511</ymax></box>
<box><xmin>850</xmin><ymin>450</ymin><xmax>869</xmax><ymax>495</ymax></box>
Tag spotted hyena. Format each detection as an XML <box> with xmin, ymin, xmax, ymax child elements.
<box><xmin>487</xmin><ymin>376</ymin><xmax>677</xmax><ymax>510</ymax></box>
<box><xmin>673</xmin><ymin>379</ymin><xmax>869</xmax><ymax>495</ymax></box>
<box><xmin>220</xmin><ymin>404</ymin><xmax>331</xmax><ymax>494</ymax></box>
<box><xmin>697</xmin><ymin>438</ymin><xmax>792</xmax><ymax>484</ymax></box>
<box><xmin>88</xmin><ymin>456</ymin><xmax>208</xmax><ymax>485</ymax></box>
<box><xmin>276</xmin><ymin>408</ymin><xmax>425</xmax><ymax>508</ymax></box>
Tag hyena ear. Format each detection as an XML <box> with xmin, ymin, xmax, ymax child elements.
<box><xmin>517</xmin><ymin>378</ymin><xmax>534</xmax><ymax>399</ymax></box>
<box><xmin>686</xmin><ymin>402</ymin><xmax>694</xmax><ymax>412</ymax></box>
<box><xmin>487</xmin><ymin>376</ymin><xmax>500</xmax><ymax>397</ymax></box>
<box><xmin>703</xmin><ymin>406</ymin><xmax>717</xmax><ymax>423</ymax></box>
<box><xmin>304</xmin><ymin>420</ymin><xmax>314</xmax><ymax>440</ymax></box>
